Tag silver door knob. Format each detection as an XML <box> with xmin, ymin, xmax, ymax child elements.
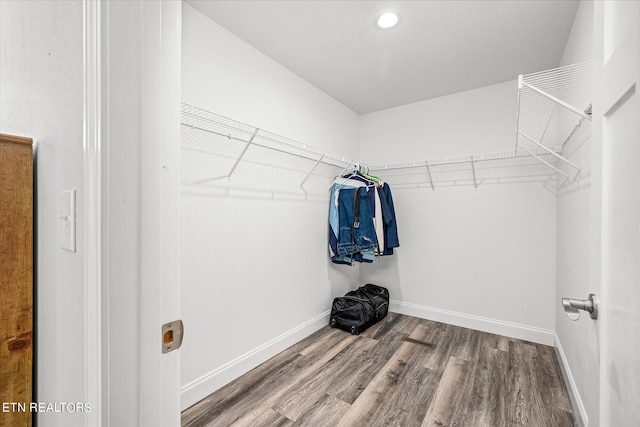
<box><xmin>562</xmin><ymin>293</ymin><xmax>598</xmax><ymax>321</ymax></box>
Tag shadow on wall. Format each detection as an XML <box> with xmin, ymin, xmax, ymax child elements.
<box><xmin>327</xmin><ymin>255</ymin><xmax>402</xmax><ymax>316</ymax></box>
<box><xmin>327</xmin><ymin>259</ymin><xmax>361</xmax><ymax>302</ymax></box>
<box><xmin>357</xmin><ymin>255</ymin><xmax>403</xmax><ymax>304</ymax></box>
<box><xmin>181</xmin><ymin>184</ymin><xmax>329</xmax><ymax>204</ymax></box>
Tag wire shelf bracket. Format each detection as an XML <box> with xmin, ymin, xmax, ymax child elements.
<box><xmin>520</xmin><ymin>145</ymin><xmax>569</xmax><ymax>181</ymax></box>
<box><xmin>470</xmin><ymin>156</ymin><xmax>478</xmax><ymax>189</ymax></box>
<box><xmin>425</xmin><ymin>163</ymin><xmax>435</xmax><ymax>191</ymax></box>
<box><xmin>300</xmin><ymin>153</ymin><xmax>326</xmax><ymax>189</ymax></box>
<box><xmin>519</xmin><ymin>131</ymin><xmax>581</xmax><ymax>172</ymax></box>
<box><xmin>228</xmin><ymin>128</ymin><xmax>258</xmax><ymax>180</ymax></box>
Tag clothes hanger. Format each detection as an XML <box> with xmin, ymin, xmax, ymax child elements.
<box><xmin>356</xmin><ymin>164</ymin><xmax>383</xmax><ymax>186</ymax></box>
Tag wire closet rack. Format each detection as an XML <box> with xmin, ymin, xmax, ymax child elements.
<box><xmin>369</xmin><ymin>62</ymin><xmax>593</xmax><ymax>189</ymax></box>
<box><xmin>180</xmin><ymin>103</ymin><xmax>355</xmax><ymax>190</ymax></box>
<box><xmin>515</xmin><ymin>61</ymin><xmax>592</xmax><ymax>180</ymax></box>
<box><xmin>181</xmin><ymin>62</ymin><xmax>592</xmax><ymax>191</ymax></box>
<box><xmin>367</xmin><ymin>146</ymin><xmax>564</xmax><ymax>190</ymax></box>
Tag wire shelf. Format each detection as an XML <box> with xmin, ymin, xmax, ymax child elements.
<box><xmin>515</xmin><ymin>62</ymin><xmax>592</xmax><ymax>176</ymax></box>
<box><xmin>180</xmin><ymin>103</ymin><xmax>356</xmax><ymax>191</ymax></box>
<box><xmin>181</xmin><ymin>103</ymin><xmax>353</xmax><ymax>167</ymax></box>
<box><xmin>369</xmin><ymin>147</ymin><xmax>564</xmax><ymax>189</ymax></box>
<box><xmin>181</xmin><ymin>94</ymin><xmax>587</xmax><ymax>193</ymax></box>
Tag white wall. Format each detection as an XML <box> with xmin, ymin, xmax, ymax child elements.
<box><xmin>0</xmin><ymin>1</ymin><xmax>86</xmax><ymax>426</ymax></box>
<box><xmin>180</xmin><ymin>3</ymin><xmax>361</xmax><ymax>410</ymax></box>
<box><xmin>554</xmin><ymin>2</ymin><xmax>599</xmax><ymax>426</ymax></box>
<box><xmin>359</xmin><ymin>81</ymin><xmax>558</xmax><ymax>343</ymax></box>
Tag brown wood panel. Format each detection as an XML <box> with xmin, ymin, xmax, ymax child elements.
<box><xmin>507</xmin><ymin>340</ymin><xmax>538</xmax><ymax>426</ymax></box>
<box><xmin>327</xmin><ymin>314</ymin><xmax>419</xmax><ymax>405</ymax></box>
<box><xmin>366</xmin><ymin>323</ymin><xmax>440</xmax><ymax>426</ymax></box>
<box><xmin>0</xmin><ymin>133</ymin><xmax>34</xmax><ymax>427</ymax></box>
<box><xmin>292</xmin><ymin>394</ymin><xmax>350</xmax><ymax>426</ymax></box>
<box><xmin>273</xmin><ymin>336</ymin><xmax>377</xmax><ymax>421</ymax></box>
<box><xmin>335</xmin><ymin>339</ymin><xmax>420</xmax><ymax>427</ymax></box>
<box><xmin>448</xmin><ymin>333</ymin><xmax>499</xmax><ymax>427</ymax></box>
<box><xmin>422</xmin><ymin>356</ymin><xmax>472</xmax><ymax>426</ymax></box>
<box><xmin>182</xmin><ymin>314</ymin><xmax>575</xmax><ymax>427</ymax></box>
<box><xmin>247</xmin><ymin>409</ymin><xmax>293</xmax><ymax>427</ymax></box>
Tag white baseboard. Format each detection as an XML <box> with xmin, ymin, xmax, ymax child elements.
<box><xmin>390</xmin><ymin>300</ymin><xmax>555</xmax><ymax>346</ymax></box>
<box><xmin>553</xmin><ymin>333</ymin><xmax>588</xmax><ymax>427</ymax></box>
<box><xmin>180</xmin><ymin>310</ymin><xmax>330</xmax><ymax>411</ymax></box>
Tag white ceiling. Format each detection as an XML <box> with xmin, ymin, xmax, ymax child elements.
<box><xmin>186</xmin><ymin>0</ymin><xmax>580</xmax><ymax>114</ymax></box>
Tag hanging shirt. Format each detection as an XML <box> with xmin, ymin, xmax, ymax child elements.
<box><xmin>373</xmin><ymin>187</ymin><xmax>384</xmax><ymax>254</ymax></box>
<box><xmin>377</xmin><ymin>183</ymin><xmax>400</xmax><ymax>255</ymax></box>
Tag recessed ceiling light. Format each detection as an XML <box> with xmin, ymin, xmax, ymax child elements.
<box><xmin>376</xmin><ymin>12</ymin><xmax>401</xmax><ymax>29</ymax></box>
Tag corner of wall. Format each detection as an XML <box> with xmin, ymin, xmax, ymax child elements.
<box><xmin>180</xmin><ymin>310</ymin><xmax>330</xmax><ymax>410</ymax></box>
<box><xmin>554</xmin><ymin>333</ymin><xmax>589</xmax><ymax>427</ymax></box>
<box><xmin>391</xmin><ymin>300</ymin><xmax>555</xmax><ymax>346</ymax></box>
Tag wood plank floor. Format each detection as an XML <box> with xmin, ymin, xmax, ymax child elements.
<box><xmin>182</xmin><ymin>313</ymin><xmax>575</xmax><ymax>427</ymax></box>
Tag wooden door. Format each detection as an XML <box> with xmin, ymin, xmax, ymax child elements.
<box><xmin>0</xmin><ymin>134</ymin><xmax>33</xmax><ymax>427</ymax></box>
<box><xmin>599</xmin><ymin>1</ymin><xmax>640</xmax><ymax>425</ymax></box>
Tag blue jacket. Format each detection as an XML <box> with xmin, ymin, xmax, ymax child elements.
<box><xmin>378</xmin><ymin>183</ymin><xmax>399</xmax><ymax>255</ymax></box>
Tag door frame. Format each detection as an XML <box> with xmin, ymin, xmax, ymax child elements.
<box><xmin>83</xmin><ymin>0</ymin><xmax>103</xmax><ymax>425</ymax></box>
<box><xmin>84</xmin><ymin>1</ymin><xmax>182</xmax><ymax>425</ymax></box>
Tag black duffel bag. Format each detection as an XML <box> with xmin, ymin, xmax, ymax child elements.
<box><xmin>330</xmin><ymin>284</ymin><xmax>389</xmax><ymax>335</ymax></box>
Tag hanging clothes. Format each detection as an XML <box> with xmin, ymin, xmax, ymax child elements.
<box><xmin>377</xmin><ymin>183</ymin><xmax>400</xmax><ymax>255</ymax></box>
<box><xmin>328</xmin><ymin>178</ymin><xmax>367</xmax><ymax>264</ymax></box>
<box><xmin>328</xmin><ymin>167</ymin><xmax>399</xmax><ymax>264</ymax></box>
<box><xmin>336</xmin><ymin>186</ymin><xmax>377</xmax><ymax>261</ymax></box>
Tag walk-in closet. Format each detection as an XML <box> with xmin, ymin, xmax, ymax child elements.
<box><xmin>174</xmin><ymin>0</ymin><xmax>638</xmax><ymax>426</ymax></box>
<box><xmin>2</xmin><ymin>0</ymin><xmax>639</xmax><ymax>426</ymax></box>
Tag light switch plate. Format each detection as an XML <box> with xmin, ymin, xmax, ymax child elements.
<box><xmin>59</xmin><ymin>189</ymin><xmax>76</xmax><ymax>252</ymax></box>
